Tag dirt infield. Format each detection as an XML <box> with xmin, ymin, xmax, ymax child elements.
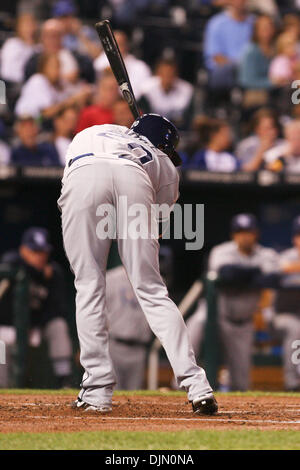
<box><xmin>0</xmin><ymin>393</ymin><xmax>300</xmax><ymax>433</ymax></box>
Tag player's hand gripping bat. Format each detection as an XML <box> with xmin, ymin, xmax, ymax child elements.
<box><xmin>95</xmin><ymin>20</ymin><xmax>140</xmax><ymax>120</ymax></box>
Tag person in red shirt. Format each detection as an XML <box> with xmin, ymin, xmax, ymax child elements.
<box><xmin>76</xmin><ymin>71</ymin><xmax>119</xmax><ymax>132</ymax></box>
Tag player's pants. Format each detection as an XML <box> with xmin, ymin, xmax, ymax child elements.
<box><xmin>273</xmin><ymin>314</ymin><xmax>300</xmax><ymax>390</ymax></box>
<box><xmin>109</xmin><ymin>339</ymin><xmax>147</xmax><ymax>390</ymax></box>
<box><xmin>218</xmin><ymin>293</ymin><xmax>255</xmax><ymax>391</ymax></box>
<box><xmin>58</xmin><ymin>158</ymin><xmax>212</xmax><ymax>406</ymax></box>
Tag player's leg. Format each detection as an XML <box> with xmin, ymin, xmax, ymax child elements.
<box><xmin>274</xmin><ymin>314</ymin><xmax>300</xmax><ymax>390</ymax></box>
<box><xmin>109</xmin><ymin>339</ymin><xmax>146</xmax><ymax>390</ymax></box>
<box><xmin>43</xmin><ymin>317</ymin><xmax>73</xmax><ymax>388</ymax></box>
<box><xmin>219</xmin><ymin>316</ymin><xmax>253</xmax><ymax>391</ymax></box>
<box><xmin>113</xmin><ymin>163</ymin><xmax>213</xmax><ymax>401</ymax></box>
<box><xmin>58</xmin><ymin>163</ymin><xmax>116</xmax><ymax>406</ymax></box>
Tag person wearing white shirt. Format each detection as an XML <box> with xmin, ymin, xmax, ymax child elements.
<box><xmin>16</xmin><ymin>53</ymin><xmax>91</xmax><ymax>120</ymax></box>
<box><xmin>0</xmin><ymin>14</ymin><xmax>38</xmax><ymax>83</ymax></box>
<box><xmin>138</xmin><ymin>58</ymin><xmax>194</xmax><ymax>129</ymax></box>
<box><xmin>94</xmin><ymin>30</ymin><xmax>151</xmax><ymax>100</ymax></box>
<box><xmin>15</xmin><ymin>53</ymin><xmax>68</xmax><ymax>119</ymax></box>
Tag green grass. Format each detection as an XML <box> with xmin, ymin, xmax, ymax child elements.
<box><xmin>0</xmin><ymin>390</ymin><xmax>299</xmax><ymax>450</ymax></box>
<box><xmin>0</xmin><ymin>430</ymin><xmax>299</xmax><ymax>450</ymax></box>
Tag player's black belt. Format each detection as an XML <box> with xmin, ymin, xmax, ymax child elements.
<box><xmin>68</xmin><ymin>152</ymin><xmax>94</xmax><ymax>167</ymax></box>
<box><xmin>111</xmin><ymin>336</ymin><xmax>149</xmax><ymax>348</ymax></box>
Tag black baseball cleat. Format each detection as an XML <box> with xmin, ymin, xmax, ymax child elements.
<box><xmin>71</xmin><ymin>397</ymin><xmax>112</xmax><ymax>413</ymax></box>
<box><xmin>191</xmin><ymin>394</ymin><xmax>218</xmax><ymax>416</ymax></box>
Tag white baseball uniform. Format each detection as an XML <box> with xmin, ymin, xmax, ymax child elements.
<box><xmin>273</xmin><ymin>247</ymin><xmax>300</xmax><ymax>390</ymax></box>
<box><xmin>58</xmin><ymin>124</ymin><xmax>212</xmax><ymax>406</ymax></box>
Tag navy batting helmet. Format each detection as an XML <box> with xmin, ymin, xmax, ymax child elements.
<box><xmin>130</xmin><ymin>113</ymin><xmax>182</xmax><ymax>167</ymax></box>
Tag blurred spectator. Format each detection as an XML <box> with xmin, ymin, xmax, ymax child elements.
<box><xmin>0</xmin><ymin>14</ymin><xmax>38</xmax><ymax>84</ymax></box>
<box><xmin>265</xmin><ymin>120</ymin><xmax>300</xmax><ymax>172</ymax></box>
<box><xmin>25</xmin><ymin>19</ymin><xmax>78</xmax><ymax>83</ymax></box>
<box><xmin>208</xmin><ymin>213</ymin><xmax>279</xmax><ymax>390</ymax></box>
<box><xmin>0</xmin><ymin>137</ymin><xmax>10</xmax><ymax>165</ymax></box>
<box><xmin>24</xmin><ymin>19</ymin><xmax>95</xmax><ymax>84</ymax></box>
<box><xmin>282</xmin><ymin>14</ymin><xmax>300</xmax><ymax>39</ymax></box>
<box><xmin>187</xmin><ymin>116</ymin><xmax>239</xmax><ymax>171</ymax></box>
<box><xmin>272</xmin><ymin>215</ymin><xmax>300</xmax><ymax>391</ymax></box>
<box><xmin>106</xmin><ymin>265</ymin><xmax>152</xmax><ymax>390</ymax></box>
<box><xmin>138</xmin><ymin>58</ymin><xmax>194</xmax><ymax>129</ymax></box>
<box><xmin>0</xmin><ymin>227</ymin><xmax>73</xmax><ymax>388</ymax></box>
<box><xmin>113</xmin><ymin>98</ymin><xmax>135</xmax><ymax>128</ymax></box>
<box><xmin>15</xmin><ymin>53</ymin><xmax>91</xmax><ymax>120</ymax></box>
<box><xmin>53</xmin><ymin>105</ymin><xmax>79</xmax><ymax>165</ymax></box>
<box><xmin>239</xmin><ymin>15</ymin><xmax>276</xmax><ymax>107</ymax></box>
<box><xmin>235</xmin><ymin>108</ymin><xmax>282</xmax><ymax>171</ymax></box>
<box><xmin>94</xmin><ymin>30</ymin><xmax>151</xmax><ymax>100</ymax></box>
<box><xmin>203</xmin><ymin>0</ymin><xmax>254</xmax><ymax>89</ymax></box>
<box><xmin>76</xmin><ymin>71</ymin><xmax>119</xmax><ymax>133</ymax></box>
<box><xmin>53</xmin><ymin>0</ymin><xmax>101</xmax><ymax>60</ymax></box>
<box><xmin>11</xmin><ymin>116</ymin><xmax>60</xmax><ymax>167</ymax></box>
<box><xmin>0</xmin><ymin>140</ymin><xmax>10</xmax><ymax>165</ymax></box>
<box><xmin>108</xmin><ymin>0</ymin><xmax>154</xmax><ymax>26</ymax></box>
<box><xmin>17</xmin><ymin>0</ymin><xmax>47</xmax><ymax>19</ymax></box>
<box><xmin>269</xmin><ymin>32</ymin><xmax>300</xmax><ymax>86</ymax></box>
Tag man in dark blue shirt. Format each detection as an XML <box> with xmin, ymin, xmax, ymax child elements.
<box><xmin>11</xmin><ymin>115</ymin><xmax>60</xmax><ymax>167</ymax></box>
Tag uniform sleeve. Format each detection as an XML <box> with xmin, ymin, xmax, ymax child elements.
<box><xmin>278</xmin><ymin>250</ymin><xmax>295</xmax><ymax>269</ymax></box>
<box><xmin>259</xmin><ymin>249</ymin><xmax>279</xmax><ymax>273</ymax></box>
<box><xmin>155</xmin><ymin>181</ymin><xmax>179</xmax><ymax>214</ymax></box>
<box><xmin>208</xmin><ymin>246</ymin><xmax>235</xmax><ymax>272</ymax></box>
<box><xmin>64</xmin><ymin>130</ymin><xmax>91</xmax><ymax>166</ymax></box>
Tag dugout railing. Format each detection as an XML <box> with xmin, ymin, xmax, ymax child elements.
<box><xmin>0</xmin><ymin>264</ymin><xmax>29</xmax><ymax>387</ymax></box>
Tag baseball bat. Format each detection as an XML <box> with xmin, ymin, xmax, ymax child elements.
<box><xmin>95</xmin><ymin>20</ymin><xmax>140</xmax><ymax>120</ymax></box>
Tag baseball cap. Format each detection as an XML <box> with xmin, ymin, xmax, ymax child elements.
<box><xmin>21</xmin><ymin>227</ymin><xmax>52</xmax><ymax>252</ymax></box>
<box><xmin>230</xmin><ymin>214</ymin><xmax>258</xmax><ymax>233</ymax></box>
<box><xmin>292</xmin><ymin>215</ymin><xmax>300</xmax><ymax>236</ymax></box>
<box><xmin>52</xmin><ymin>0</ymin><xmax>76</xmax><ymax>17</ymax></box>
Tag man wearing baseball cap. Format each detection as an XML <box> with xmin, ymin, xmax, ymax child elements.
<box><xmin>272</xmin><ymin>216</ymin><xmax>300</xmax><ymax>391</ymax></box>
<box><xmin>207</xmin><ymin>214</ymin><xmax>279</xmax><ymax>391</ymax></box>
<box><xmin>0</xmin><ymin>227</ymin><xmax>72</xmax><ymax>388</ymax></box>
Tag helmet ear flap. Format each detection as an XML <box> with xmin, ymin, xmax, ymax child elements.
<box><xmin>169</xmin><ymin>150</ymin><xmax>182</xmax><ymax>167</ymax></box>
<box><xmin>158</xmin><ymin>145</ymin><xmax>182</xmax><ymax>167</ymax></box>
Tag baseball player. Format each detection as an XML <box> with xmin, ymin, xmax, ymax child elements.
<box><xmin>273</xmin><ymin>216</ymin><xmax>300</xmax><ymax>391</ymax></box>
<box><xmin>106</xmin><ymin>264</ymin><xmax>152</xmax><ymax>390</ymax></box>
<box><xmin>208</xmin><ymin>214</ymin><xmax>279</xmax><ymax>391</ymax></box>
<box><xmin>58</xmin><ymin>113</ymin><xmax>217</xmax><ymax>414</ymax></box>
<box><xmin>0</xmin><ymin>227</ymin><xmax>73</xmax><ymax>388</ymax></box>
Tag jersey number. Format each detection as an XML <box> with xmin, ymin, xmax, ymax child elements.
<box><xmin>127</xmin><ymin>143</ymin><xmax>153</xmax><ymax>165</ymax></box>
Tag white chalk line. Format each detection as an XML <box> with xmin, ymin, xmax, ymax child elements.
<box><xmin>26</xmin><ymin>415</ymin><xmax>300</xmax><ymax>425</ymax></box>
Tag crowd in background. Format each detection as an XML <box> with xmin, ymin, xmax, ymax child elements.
<box><xmin>1</xmin><ymin>0</ymin><xmax>300</xmax><ymax>172</ymax></box>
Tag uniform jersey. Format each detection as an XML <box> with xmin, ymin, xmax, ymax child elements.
<box><xmin>279</xmin><ymin>247</ymin><xmax>300</xmax><ymax>267</ymax></box>
<box><xmin>63</xmin><ymin>124</ymin><xmax>179</xmax><ymax>212</ymax></box>
<box><xmin>209</xmin><ymin>241</ymin><xmax>279</xmax><ymax>274</ymax></box>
